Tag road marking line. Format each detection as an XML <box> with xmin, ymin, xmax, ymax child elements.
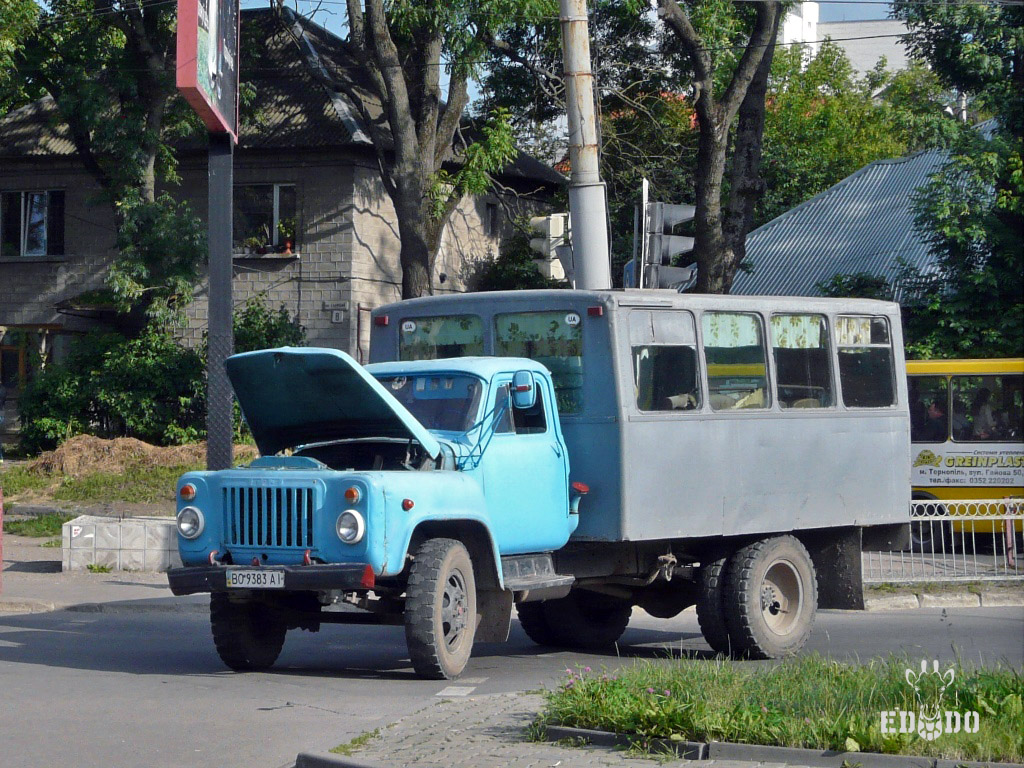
<box><xmin>436</xmin><ymin>686</ymin><xmax>475</xmax><ymax>697</ymax></box>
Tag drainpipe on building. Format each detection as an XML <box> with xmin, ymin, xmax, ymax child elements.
<box><xmin>560</xmin><ymin>0</ymin><xmax>612</xmax><ymax>290</ymax></box>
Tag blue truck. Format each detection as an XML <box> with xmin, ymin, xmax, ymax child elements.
<box><xmin>168</xmin><ymin>290</ymin><xmax>911</xmax><ymax>679</ymax></box>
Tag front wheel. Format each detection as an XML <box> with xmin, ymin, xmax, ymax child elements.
<box><xmin>404</xmin><ymin>538</ymin><xmax>477</xmax><ymax>679</ymax></box>
<box><xmin>723</xmin><ymin>536</ymin><xmax>817</xmax><ymax>659</ymax></box>
<box><xmin>210</xmin><ymin>592</ymin><xmax>287</xmax><ymax>671</ymax></box>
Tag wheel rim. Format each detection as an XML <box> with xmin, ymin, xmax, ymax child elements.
<box><xmin>760</xmin><ymin>559</ymin><xmax>803</xmax><ymax>636</ymax></box>
<box><xmin>441</xmin><ymin>567</ymin><xmax>469</xmax><ymax>652</ymax></box>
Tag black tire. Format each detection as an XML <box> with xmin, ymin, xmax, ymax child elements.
<box><xmin>723</xmin><ymin>536</ymin><xmax>817</xmax><ymax>660</ymax></box>
<box><xmin>404</xmin><ymin>538</ymin><xmax>477</xmax><ymax>680</ymax></box>
<box><xmin>516</xmin><ymin>601</ymin><xmax>560</xmax><ymax>646</ymax></box>
<box><xmin>544</xmin><ymin>589</ymin><xmax>631</xmax><ymax>650</ymax></box>
<box><xmin>210</xmin><ymin>592</ymin><xmax>287</xmax><ymax>671</ymax></box>
<box><xmin>696</xmin><ymin>555</ymin><xmax>732</xmax><ymax>654</ymax></box>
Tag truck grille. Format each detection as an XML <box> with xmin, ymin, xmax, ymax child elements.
<box><xmin>224</xmin><ymin>485</ymin><xmax>317</xmax><ymax>549</ymax></box>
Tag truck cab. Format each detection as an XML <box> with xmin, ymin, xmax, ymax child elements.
<box><xmin>168</xmin><ymin>347</ymin><xmax>578</xmax><ymax>678</ymax></box>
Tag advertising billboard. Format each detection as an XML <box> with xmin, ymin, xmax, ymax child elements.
<box><xmin>176</xmin><ymin>0</ymin><xmax>240</xmax><ymax>139</ymax></box>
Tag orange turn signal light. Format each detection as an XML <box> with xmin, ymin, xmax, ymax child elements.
<box><xmin>344</xmin><ymin>486</ymin><xmax>361</xmax><ymax>503</ymax></box>
<box><xmin>180</xmin><ymin>483</ymin><xmax>197</xmax><ymax>502</ymax></box>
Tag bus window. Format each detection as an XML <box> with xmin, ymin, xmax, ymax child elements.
<box><xmin>702</xmin><ymin>312</ymin><xmax>769</xmax><ymax>410</ymax></box>
<box><xmin>398</xmin><ymin>315</ymin><xmax>483</xmax><ymax>361</ymax></box>
<box><xmin>495</xmin><ymin>311</ymin><xmax>583</xmax><ymax>414</ymax></box>
<box><xmin>952</xmin><ymin>374</ymin><xmax>1024</xmax><ymax>442</ymax></box>
<box><xmin>836</xmin><ymin>316</ymin><xmax>896</xmax><ymax>408</ymax></box>
<box><xmin>633</xmin><ymin>346</ymin><xmax>701</xmax><ymax>411</ymax></box>
<box><xmin>770</xmin><ymin>314</ymin><xmax>834</xmax><ymax>408</ymax></box>
<box><xmin>908</xmin><ymin>375</ymin><xmax>949</xmax><ymax>442</ymax></box>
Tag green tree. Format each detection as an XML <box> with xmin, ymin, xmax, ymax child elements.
<box><xmin>890</xmin><ymin>0</ymin><xmax>1023</xmax><ymax>358</ymax></box>
<box><xmin>0</xmin><ymin>0</ymin><xmax>39</xmax><ymax>113</ymax></box>
<box><xmin>472</xmin><ymin>224</ymin><xmax>564</xmax><ymax>291</ymax></box>
<box><xmin>335</xmin><ymin>0</ymin><xmax>539</xmax><ymax>298</ymax></box>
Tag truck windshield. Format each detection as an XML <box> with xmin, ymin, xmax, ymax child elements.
<box><xmin>375</xmin><ymin>374</ymin><xmax>484</xmax><ymax>432</ymax></box>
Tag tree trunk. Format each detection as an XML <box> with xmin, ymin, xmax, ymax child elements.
<box><xmin>693</xmin><ymin>119</ymin><xmax>732</xmax><ymax>293</ymax></box>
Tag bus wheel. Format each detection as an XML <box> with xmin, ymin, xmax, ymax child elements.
<box><xmin>546</xmin><ymin>589</ymin><xmax>631</xmax><ymax>649</ymax></box>
<box><xmin>405</xmin><ymin>538</ymin><xmax>477</xmax><ymax>680</ymax></box>
<box><xmin>210</xmin><ymin>593</ymin><xmax>287</xmax><ymax>671</ymax></box>
<box><xmin>724</xmin><ymin>536</ymin><xmax>817</xmax><ymax>659</ymax></box>
<box><xmin>515</xmin><ymin>601</ymin><xmax>559</xmax><ymax>646</ymax></box>
<box><xmin>910</xmin><ymin>494</ymin><xmax>950</xmax><ymax>553</ymax></box>
<box><xmin>696</xmin><ymin>555</ymin><xmax>733</xmax><ymax>654</ymax></box>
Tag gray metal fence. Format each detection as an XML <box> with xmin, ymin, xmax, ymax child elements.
<box><xmin>863</xmin><ymin>499</ymin><xmax>1023</xmax><ymax>583</ymax></box>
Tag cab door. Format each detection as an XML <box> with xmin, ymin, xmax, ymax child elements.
<box><xmin>480</xmin><ymin>376</ymin><xmax>571</xmax><ymax>554</ymax></box>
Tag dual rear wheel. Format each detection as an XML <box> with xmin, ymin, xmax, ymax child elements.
<box><xmin>696</xmin><ymin>535</ymin><xmax>817</xmax><ymax>659</ymax></box>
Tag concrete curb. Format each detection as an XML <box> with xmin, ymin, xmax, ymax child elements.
<box><xmin>294</xmin><ymin>752</ymin><xmax>386</xmax><ymax>768</ymax></box>
<box><xmin>865</xmin><ymin>591</ymin><xmax>1024</xmax><ymax>611</ymax></box>
<box><xmin>0</xmin><ymin>598</ymin><xmax>206</xmax><ymax>615</ymax></box>
<box><xmin>542</xmin><ymin>725</ymin><xmax>1024</xmax><ymax>767</ymax></box>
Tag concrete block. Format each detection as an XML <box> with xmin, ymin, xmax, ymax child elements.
<box><xmin>94</xmin><ymin>549</ymin><xmax>119</xmax><ymax>570</ymax></box>
<box><xmin>69</xmin><ymin>523</ymin><xmax>95</xmax><ymax>549</ymax></box>
<box><xmin>145</xmin><ymin>523</ymin><xmax>176</xmax><ymax>551</ymax></box>
<box><xmin>121</xmin><ymin>523</ymin><xmax>147</xmax><ymax>550</ymax></box>
<box><xmin>146</xmin><ymin>549</ymin><xmax>172</xmax><ymax>572</ymax></box>
<box><xmin>95</xmin><ymin>524</ymin><xmax>120</xmax><ymax>550</ymax></box>
<box><xmin>920</xmin><ymin>592</ymin><xmax>980</xmax><ymax>608</ymax></box>
<box><xmin>120</xmin><ymin>550</ymin><xmax>146</xmax><ymax>572</ymax></box>
<box><xmin>68</xmin><ymin>549</ymin><xmax>95</xmax><ymax>571</ymax></box>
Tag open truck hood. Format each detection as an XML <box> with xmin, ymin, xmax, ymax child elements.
<box><xmin>226</xmin><ymin>347</ymin><xmax>441</xmax><ymax>459</ymax></box>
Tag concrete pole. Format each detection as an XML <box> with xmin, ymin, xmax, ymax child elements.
<box><xmin>560</xmin><ymin>0</ymin><xmax>612</xmax><ymax>290</ymax></box>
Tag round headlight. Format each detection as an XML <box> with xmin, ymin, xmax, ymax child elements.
<box><xmin>176</xmin><ymin>506</ymin><xmax>205</xmax><ymax>539</ymax></box>
<box><xmin>336</xmin><ymin>510</ymin><xmax>365</xmax><ymax>544</ymax></box>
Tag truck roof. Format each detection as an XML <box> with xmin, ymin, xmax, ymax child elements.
<box><xmin>365</xmin><ymin>356</ymin><xmax>552</xmax><ymax>380</ymax></box>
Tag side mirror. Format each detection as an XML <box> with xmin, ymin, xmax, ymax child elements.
<box><xmin>511</xmin><ymin>370</ymin><xmax>537</xmax><ymax>410</ymax></box>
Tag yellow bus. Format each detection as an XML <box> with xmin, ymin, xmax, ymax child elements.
<box><xmin>907</xmin><ymin>359</ymin><xmax>1023</xmax><ymax>531</ymax></box>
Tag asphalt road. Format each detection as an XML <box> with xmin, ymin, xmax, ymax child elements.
<box><xmin>0</xmin><ymin>604</ymin><xmax>1020</xmax><ymax>768</ymax></box>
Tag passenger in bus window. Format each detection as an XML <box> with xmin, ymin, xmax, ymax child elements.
<box><xmin>921</xmin><ymin>399</ymin><xmax>948</xmax><ymax>442</ymax></box>
<box><xmin>971</xmin><ymin>388</ymin><xmax>997</xmax><ymax>440</ymax></box>
<box><xmin>951</xmin><ymin>399</ymin><xmax>972</xmax><ymax>441</ymax></box>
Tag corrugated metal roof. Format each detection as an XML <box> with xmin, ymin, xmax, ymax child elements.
<box><xmin>731</xmin><ymin>149</ymin><xmax>946</xmax><ymax>298</ymax></box>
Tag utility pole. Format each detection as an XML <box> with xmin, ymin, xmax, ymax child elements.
<box><xmin>559</xmin><ymin>0</ymin><xmax>611</xmax><ymax>290</ymax></box>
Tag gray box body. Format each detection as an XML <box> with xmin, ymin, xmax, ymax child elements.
<box><xmin>370</xmin><ymin>289</ymin><xmax>911</xmax><ymax>544</ymax></box>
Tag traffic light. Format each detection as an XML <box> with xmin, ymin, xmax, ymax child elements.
<box><xmin>623</xmin><ymin>179</ymin><xmax>698</xmax><ymax>291</ymax></box>
<box><xmin>529</xmin><ymin>213</ymin><xmax>572</xmax><ymax>282</ymax></box>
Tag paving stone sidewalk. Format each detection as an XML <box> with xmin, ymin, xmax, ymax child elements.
<box><xmin>297</xmin><ymin>692</ymin><xmax>795</xmax><ymax>768</ymax></box>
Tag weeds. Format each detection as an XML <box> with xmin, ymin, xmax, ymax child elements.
<box><xmin>40</xmin><ymin>538</ymin><xmax>62</xmax><ymax>548</ymax></box>
<box><xmin>2</xmin><ymin>513</ymin><xmax>74</xmax><ymax>537</ymax></box>
<box><xmin>0</xmin><ymin>465</ymin><xmax>52</xmax><ymax>496</ymax></box>
<box><xmin>86</xmin><ymin>564</ymin><xmax>112</xmax><ymax>573</ymax></box>
<box><xmin>52</xmin><ymin>463</ymin><xmax>201</xmax><ymax>504</ymax></box>
<box><xmin>330</xmin><ymin>728</ymin><xmax>380</xmax><ymax>756</ymax></box>
<box><xmin>539</xmin><ymin>656</ymin><xmax>1023</xmax><ymax>762</ymax></box>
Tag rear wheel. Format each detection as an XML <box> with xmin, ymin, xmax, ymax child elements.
<box><xmin>404</xmin><ymin>538</ymin><xmax>477</xmax><ymax>679</ymax></box>
<box><xmin>545</xmin><ymin>589</ymin><xmax>631</xmax><ymax>649</ymax></box>
<box><xmin>516</xmin><ymin>601</ymin><xmax>559</xmax><ymax>646</ymax></box>
<box><xmin>696</xmin><ymin>555</ymin><xmax>733</xmax><ymax>654</ymax></box>
<box><xmin>210</xmin><ymin>592</ymin><xmax>287</xmax><ymax>671</ymax></box>
<box><xmin>723</xmin><ymin>536</ymin><xmax>817</xmax><ymax>659</ymax></box>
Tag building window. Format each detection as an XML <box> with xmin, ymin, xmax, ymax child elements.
<box><xmin>233</xmin><ymin>184</ymin><xmax>296</xmax><ymax>253</ymax></box>
<box><xmin>0</xmin><ymin>191</ymin><xmax>65</xmax><ymax>258</ymax></box>
<box><xmin>485</xmin><ymin>202</ymin><xmax>499</xmax><ymax>236</ymax></box>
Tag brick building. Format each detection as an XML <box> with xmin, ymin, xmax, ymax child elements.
<box><xmin>0</xmin><ymin>8</ymin><xmax>563</xmax><ymax>443</ymax></box>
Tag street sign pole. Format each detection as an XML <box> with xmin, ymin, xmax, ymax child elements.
<box><xmin>206</xmin><ymin>133</ymin><xmax>234</xmax><ymax>470</ymax></box>
<box><xmin>177</xmin><ymin>0</ymin><xmax>240</xmax><ymax>470</ymax></box>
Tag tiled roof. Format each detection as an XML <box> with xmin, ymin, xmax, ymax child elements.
<box><xmin>731</xmin><ymin>149</ymin><xmax>946</xmax><ymax>298</ymax></box>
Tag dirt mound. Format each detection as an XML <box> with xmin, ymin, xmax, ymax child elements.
<box><xmin>28</xmin><ymin>435</ymin><xmax>259</xmax><ymax>478</ymax></box>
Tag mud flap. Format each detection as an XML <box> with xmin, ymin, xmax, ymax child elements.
<box><xmin>474</xmin><ymin>589</ymin><xmax>514</xmax><ymax>643</ymax></box>
<box><xmin>800</xmin><ymin>527</ymin><xmax>865</xmax><ymax>610</ymax></box>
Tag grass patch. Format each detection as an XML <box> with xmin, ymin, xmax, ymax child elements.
<box><xmin>40</xmin><ymin>538</ymin><xmax>62</xmax><ymax>548</ymax></box>
<box><xmin>0</xmin><ymin>465</ymin><xmax>53</xmax><ymax>496</ymax></box>
<box><xmin>86</xmin><ymin>563</ymin><xmax>112</xmax><ymax>573</ymax></box>
<box><xmin>539</xmin><ymin>656</ymin><xmax>1023</xmax><ymax>762</ymax></box>
<box><xmin>51</xmin><ymin>463</ymin><xmax>202</xmax><ymax>504</ymax></box>
<box><xmin>330</xmin><ymin>728</ymin><xmax>380</xmax><ymax>756</ymax></box>
<box><xmin>2</xmin><ymin>513</ymin><xmax>74</xmax><ymax>537</ymax></box>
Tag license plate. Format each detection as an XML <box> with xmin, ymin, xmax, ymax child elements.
<box><xmin>226</xmin><ymin>570</ymin><xmax>284</xmax><ymax>589</ymax></box>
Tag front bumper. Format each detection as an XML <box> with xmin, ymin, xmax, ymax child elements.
<box><xmin>167</xmin><ymin>563</ymin><xmax>374</xmax><ymax>596</ymax></box>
